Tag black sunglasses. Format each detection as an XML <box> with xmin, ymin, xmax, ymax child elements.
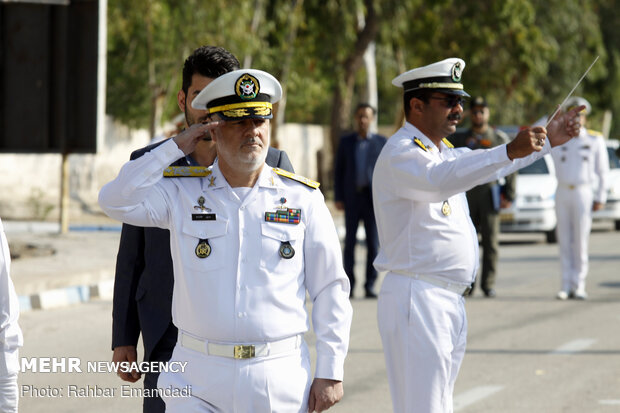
<box><xmin>429</xmin><ymin>96</ymin><xmax>466</xmax><ymax>108</ymax></box>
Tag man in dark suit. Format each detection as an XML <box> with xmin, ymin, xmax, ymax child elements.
<box><xmin>334</xmin><ymin>103</ymin><xmax>387</xmax><ymax>298</ymax></box>
<box><xmin>111</xmin><ymin>46</ymin><xmax>294</xmax><ymax>413</ymax></box>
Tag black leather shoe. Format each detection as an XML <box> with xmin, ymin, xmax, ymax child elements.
<box><xmin>365</xmin><ymin>290</ymin><xmax>378</xmax><ymax>299</ymax></box>
<box><xmin>483</xmin><ymin>289</ymin><xmax>496</xmax><ymax>298</ymax></box>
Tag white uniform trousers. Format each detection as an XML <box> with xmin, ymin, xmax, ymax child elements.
<box><xmin>378</xmin><ymin>273</ymin><xmax>467</xmax><ymax>413</ymax></box>
<box><xmin>158</xmin><ymin>337</ymin><xmax>312</xmax><ymax>412</ymax></box>
<box><xmin>555</xmin><ymin>185</ymin><xmax>593</xmax><ymax>292</ymax></box>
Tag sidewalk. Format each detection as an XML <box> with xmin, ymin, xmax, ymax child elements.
<box><xmin>6</xmin><ymin>218</ymin><xmax>122</xmax><ymax>311</ymax></box>
<box><xmin>5</xmin><ymin>204</ymin><xmax>350</xmax><ymax>312</ymax></box>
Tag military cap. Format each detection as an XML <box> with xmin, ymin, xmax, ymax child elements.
<box><xmin>192</xmin><ymin>69</ymin><xmax>282</xmax><ymax>120</ymax></box>
<box><xmin>470</xmin><ymin>96</ymin><xmax>487</xmax><ymax>109</ymax></box>
<box><xmin>392</xmin><ymin>57</ymin><xmax>470</xmax><ymax>97</ymax></box>
<box><xmin>563</xmin><ymin>96</ymin><xmax>591</xmax><ymax>115</ymax></box>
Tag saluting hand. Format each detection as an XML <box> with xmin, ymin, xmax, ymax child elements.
<box><xmin>172</xmin><ymin>120</ymin><xmax>223</xmax><ymax>155</ymax></box>
<box><xmin>307</xmin><ymin>378</ymin><xmax>343</xmax><ymax>412</ymax></box>
<box><xmin>547</xmin><ymin>105</ymin><xmax>584</xmax><ymax>147</ymax></box>
<box><xmin>505</xmin><ymin>126</ymin><xmax>548</xmax><ymax>160</ymax></box>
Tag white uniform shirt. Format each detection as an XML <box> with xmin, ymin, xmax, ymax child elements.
<box><xmin>1</xmin><ymin>218</ymin><xmax>23</xmax><ymax>379</ymax></box>
<box><xmin>372</xmin><ymin>122</ymin><xmax>550</xmax><ymax>284</ymax></box>
<box><xmin>551</xmin><ymin>128</ymin><xmax>609</xmax><ymax>203</ymax></box>
<box><xmin>99</xmin><ymin>139</ymin><xmax>352</xmax><ymax>380</ymax></box>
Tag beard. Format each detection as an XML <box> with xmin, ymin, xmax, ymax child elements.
<box><xmin>218</xmin><ymin>135</ymin><xmax>269</xmax><ymax>173</ymax></box>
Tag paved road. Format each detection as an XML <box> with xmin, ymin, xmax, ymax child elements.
<box><xmin>17</xmin><ymin>226</ymin><xmax>620</xmax><ymax>412</ymax></box>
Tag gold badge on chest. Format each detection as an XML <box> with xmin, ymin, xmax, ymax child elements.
<box><xmin>441</xmin><ymin>201</ymin><xmax>451</xmax><ymax>216</ymax></box>
<box><xmin>195</xmin><ymin>239</ymin><xmax>211</xmax><ymax>258</ymax></box>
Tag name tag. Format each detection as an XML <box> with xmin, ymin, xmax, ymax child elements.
<box><xmin>192</xmin><ymin>213</ymin><xmax>216</xmax><ymax>221</ymax></box>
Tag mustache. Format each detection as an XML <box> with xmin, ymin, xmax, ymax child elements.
<box><xmin>448</xmin><ymin>113</ymin><xmax>461</xmax><ymax>121</ymax></box>
<box><xmin>242</xmin><ymin>137</ymin><xmax>262</xmax><ymax>146</ymax></box>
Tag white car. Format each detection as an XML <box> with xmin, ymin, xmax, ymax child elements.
<box><xmin>592</xmin><ymin>139</ymin><xmax>620</xmax><ymax>230</ymax></box>
<box><xmin>499</xmin><ymin>154</ymin><xmax>558</xmax><ymax>243</ymax></box>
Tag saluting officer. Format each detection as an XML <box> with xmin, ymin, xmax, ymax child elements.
<box><xmin>99</xmin><ymin>69</ymin><xmax>352</xmax><ymax>413</ymax></box>
<box><xmin>372</xmin><ymin>57</ymin><xmax>583</xmax><ymax>413</ymax></box>
<box><xmin>551</xmin><ymin>96</ymin><xmax>609</xmax><ymax>300</ymax></box>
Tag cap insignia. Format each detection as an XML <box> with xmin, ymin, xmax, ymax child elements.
<box><xmin>451</xmin><ymin>62</ymin><xmax>462</xmax><ymax>82</ymax></box>
<box><xmin>235</xmin><ymin>73</ymin><xmax>260</xmax><ymax>100</ymax></box>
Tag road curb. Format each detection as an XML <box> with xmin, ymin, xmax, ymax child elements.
<box><xmin>19</xmin><ymin>279</ymin><xmax>114</xmax><ymax>312</ymax></box>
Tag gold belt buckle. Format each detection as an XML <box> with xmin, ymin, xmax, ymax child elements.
<box><xmin>234</xmin><ymin>345</ymin><xmax>255</xmax><ymax>359</ymax></box>
<box><xmin>568</xmin><ymin>185</ymin><xmax>576</xmax><ymax>190</ymax></box>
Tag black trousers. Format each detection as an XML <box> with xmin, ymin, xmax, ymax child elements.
<box><xmin>343</xmin><ymin>188</ymin><xmax>379</xmax><ymax>293</ymax></box>
<box><xmin>143</xmin><ymin>322</ymin><xmax>178</xmax><ymax>413</ymax></box>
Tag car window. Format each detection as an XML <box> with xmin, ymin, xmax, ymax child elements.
<box><xmin>607</xmin><ymin>147</ymin><xmax>620</xmax><ymax>169</ymax></box>
<box><xmin>518</xmin><ymin>157</ymin><xmax>549</xmax><ymax>175</ymax></box>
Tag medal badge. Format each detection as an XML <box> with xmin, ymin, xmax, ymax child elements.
<box><xmin>195</xmin><ymin>239</ymin><xmax>211</xmax><ymax>258</ymax></box>
<box><xmin>264</xmin><ymin>197</ymin><xmax>301</xmax><ymax>224</ymax></box>
<box><xmin>279</xmin><ymin>241</ymin><xmax>295</xmax><ymax>259</ymax></box>
<box><xmin>441</xmin><ymin>201</ymin><xmax>451</xmax><ymax>216</ymax></box>
<box><xmin>192</xmin><ymin>196</ymin><xmax>216</xmax><ymax>221</ymax></box>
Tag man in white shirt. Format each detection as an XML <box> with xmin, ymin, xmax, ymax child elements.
<box><xmin>551</xmin><ymin>96</ymin><xmax>609</xmax><ymax>300</ymax></box>
<box><xmin>372</xmin><ymin>57</ymin><xmax>583</xmax><ymax>413</ymax></box>
<box><xmin>0</xmin><ymin>218</ymin><xmax>23</xmax><ymax>413</ymax></box>
<box><xmin>99</xmin><ymin>68</ymin><xmax>352</xmax><ymax>413</ymax></box>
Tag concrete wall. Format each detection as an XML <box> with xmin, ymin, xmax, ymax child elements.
<box><xmin>0</xmin><ymin>118</ymin><xmax>325</xmax><ymax>220</ymax></box>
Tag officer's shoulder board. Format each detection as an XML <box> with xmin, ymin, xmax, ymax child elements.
<box><xmin>587</xmin><ymin>129</ymin><xmax>603</xmax><ymax>137</ymax></box>
<box><xmin>413</xmin><ymin>137</ymin><xmax>428</xmax><ymax>152</ymax></box>
<box><xmin>273</xmin><ymin>168</ymin><xmax>320</xmax><ymax>189</ymax></box>
<box><xmin>163</xmin><ymin>166</ymin><xmax>212</xmax><ymax>177</ymax></box>
<box><xmin>442</xmin><ymin>137</ymin><xmax>454</xmax><ymax>148</ymax></box>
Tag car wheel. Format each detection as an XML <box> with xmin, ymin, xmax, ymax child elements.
<box><xmin>545</xmin><ymin>229</ymin><xmax>557</xmax><ymax>244</ymax></box>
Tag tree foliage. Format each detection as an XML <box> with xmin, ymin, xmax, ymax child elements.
<box><xmin>106</xmin><ymin>0</ymin><xmax>619</xmax><ymax>140</ymax></box>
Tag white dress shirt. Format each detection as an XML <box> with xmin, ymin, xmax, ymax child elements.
<box><xmin>372</xmin><ymin>122</ymin><xmax>550</xmax><ymax>284</ymax></box>
<box><xmin>551</xmin><ymin>127</ymin><xmax>609</xmax><ymax>203</ymax></box>
<box><xmin>98</xmin><ymin>139</ymin><xmax>352</xmax><ymax>380</ymax></box>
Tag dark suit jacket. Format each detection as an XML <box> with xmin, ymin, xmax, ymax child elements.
<box><xmin>334</xmin><ymin>132</ymin><xmax>387</xmax><ymax>206</ymax></box>
<box><xmin>112</xmin><ymin>141</ymin><xmax>294</xmax><ymax>361</ymax></box>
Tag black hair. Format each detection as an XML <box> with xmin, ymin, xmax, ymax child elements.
<box><xmin>181</xmin><ymin>46</ymin><xmax>240</xmax><ymax>95</ymax></box>
<box><xmin>355</xmin><ymin>102</ymin><xmax>376</xmax><ymax>114</ymax></box>
<box><xmin>403</xmin><ymin>89</ymin><xmax>433</xmax><ymax>117</ymax></box>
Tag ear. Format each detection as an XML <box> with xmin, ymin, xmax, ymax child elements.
<box><xmin>208</xmin><ymin>116</ymin><xmax>218</xmax><ymax>143</ymax></box>
<box><xmin>177</xmin><ymin>89</ymin><xmax>186</xmax><ymax>113</ymax></box>
<box><xmin>410</xmin><ymin>97</ymin><xmax>425</xmax><ymax>115</ymax></box>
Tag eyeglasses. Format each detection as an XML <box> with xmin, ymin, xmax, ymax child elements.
<box><xmin>471</xmin><ymin>109</ymin><xmax>485</xmax><ymax>115</ymax></box>
<box><xmin>429</xmin><ymin>96</ymin><xmax>466</xmax><ymax>109</ymax></box>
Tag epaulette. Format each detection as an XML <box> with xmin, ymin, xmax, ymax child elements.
<box><xmin>587</xmin><ymin>129</ymin><xmax>603</xmax><ymax>137</ymax></box>
<box><xmin>413</xmin><ymin>137</ymin><xmax>428</xmax><ymax>152</ymax></box>
<box><xmin>273</xmin><ymin>168</ymin><xmax>320</xmax><ymax>189</ymax></box>
<box><xmin>442</xmin><ymin>137</ymin><xmax>454</xmax><ymax>148</ymax></box>
<box><xmin>163</xmin><ymin>166</ymin><xmax>212</xmax><ymax>177</ymax></box>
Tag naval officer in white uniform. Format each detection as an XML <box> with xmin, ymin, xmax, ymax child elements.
<box><xmin>551</xmin><ymin>96</ymin><xmax>609</xmax><ymax>300</ymax></box>
<box><xmin>372</xmin><ymin>58</ymin><xmax>583</xmax><ymax>413</ymax></box>
<box><xmin>99</xmin><ymin>69</ymin><xmax>352</xmax><ymax>413</ymax></box>
<box><xmin>0</xmin><ymin>218</ymin><xmax>23</xmax><ymax>413</ymax></box>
